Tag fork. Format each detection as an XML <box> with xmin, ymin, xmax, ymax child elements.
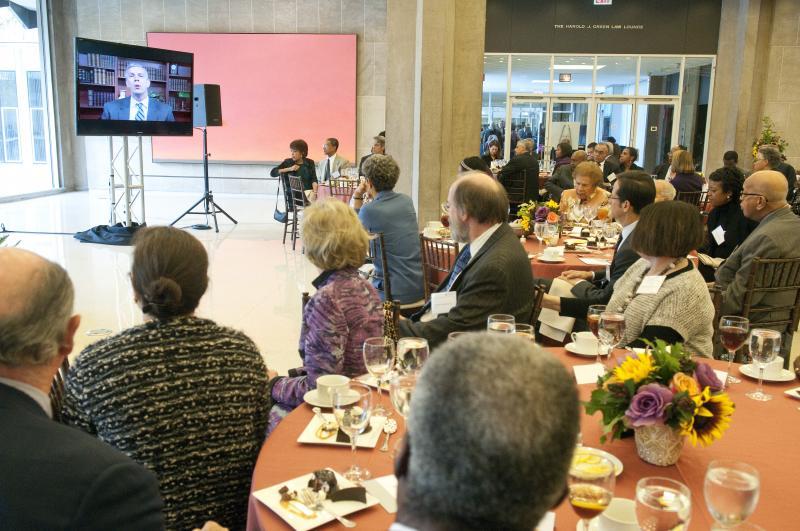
<box><xmin>298</xmin><ymin>489</ymin><xmax>356</xmax><ymax>528</ymax></box>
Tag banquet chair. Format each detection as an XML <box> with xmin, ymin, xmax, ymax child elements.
<box><xmin>420</xmin><ymin>235</ymin><xmax>460</xmax><ymax>300</ymax></box>
<box><xmin>741</xmin><ymin>257</ymin><xmax>800</xmax><ymax>335</ymax></box>
<box><xmin>49</xmin><ymin>356</ymin><xmax>71</xmax><ymax>423</ymax></box>
<box><xmin>528</xmin><ymin>282</ymin><xmax>547</xmax><ymax>326</ymax></box>
<box><xmin>287</xmin><ymin>176</ymin><xmax>309</xmax><ymax>250</ymax></box>
<box><xmin>328</xmin><ymin>178</ymin><xmax>359</xmax><ymax>203</ymax></box>
<box><xmin>367</xmin><ymin>232</ymin><xmax>393</xmax><ymax>303</ymax></box>
<box><xmin>504</xmin><ymin>169</ymin><xmax>529</xmax><ymax>213</ymax></box>
<box><xmin>675</xmin><ymin>190</ymin><xmax>704</xmax><ymax>208</ymax></box>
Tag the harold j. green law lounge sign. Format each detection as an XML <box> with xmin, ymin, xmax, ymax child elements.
<box><xmin>486</xmin><ymin>0</ymin><xmax>722</xmax><ymax>55</ymax></box>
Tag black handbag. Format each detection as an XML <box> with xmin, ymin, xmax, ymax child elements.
<box><xmin>273</xmin><ymin>175</ymin><xmax>288</xmax><ymax>223</ymax></box>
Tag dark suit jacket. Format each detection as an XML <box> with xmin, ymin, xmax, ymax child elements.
<box><xmin>101</xmin><ymin>97</ymin><xmax>175</xmax><ymax>121</ymax></box>
<box><xmin>544</xmin><ymin>164</ymin><xmax>574</xmax><ymax>202</ymax></box>
<box><xmin>600</xmin><ymin>157</ymin><xmax>621</xmax><ymax>183</ymax></box>
<box><xmin>358</xmin><ymin>154</ymin><xmax>373</xmax><ymax>176</ymax></box>
<box><xmin>777</xmin><ymin>162</ymin><xmax>797</xmax><ymax>200</ymax></box>
<box><xmin>0</xmin><ymin>383</ymin><xmax>164</xmax><ymax>530</ymax></box>
<box><xmin>399</xmin><ymin>223</ymin><xmax>534</xmax><ymax>347</ymax></box>
<box><xmin>497</xmin><ymin>152</ymin><xmax>539</xmax><ymax>203</ymax></box>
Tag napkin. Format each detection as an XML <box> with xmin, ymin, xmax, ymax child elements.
<box><xmin>363</xmin><ymin>475</ymin><xmax>398</xmax><ymax>513</ymax></box>
<box><xmin>578</xmin><ymin>257</ymin><xmax>610</xmax><ymax>266</ymax></box>
<box><xmin>574</xmin><ymin>363</ymin><xmax>606</xmax><ymax>385</ymax></box>
<box><xmin>538</xmin><ymin>278</ymin><xmax>576</xmax><ymax>342</ymax></box>
<box><xmin>536</xmin><ymin>512</ymin><xmax>555</xmax><ymax>531</ymax></box>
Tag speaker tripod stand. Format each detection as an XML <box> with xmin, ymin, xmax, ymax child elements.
<box><xmin>171</xmin><ymin>127</ymin><xmax>237</xmax><ymax>232</ymax></box>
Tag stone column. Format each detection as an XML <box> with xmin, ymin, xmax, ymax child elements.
<box><xmin>385</xmin><ymin>0</ymin><xmax>486</xmax><ymax>225</ymax></box>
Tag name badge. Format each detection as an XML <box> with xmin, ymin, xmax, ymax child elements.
<box><xmin>607</xmin><ymin>172</ymin><xmax>617</xmax><ymax>183</ymax></box>
<box><xmin>711</xmin><ymin>225</ymin><xmax>726</xmax><ymax>245</ymax></box>
<box><xmin>331</xmin><ymin>170</ymin><xmax>341</xmax><ymax>178</ymax></box>
<box><xmin>637</xmin><ymin>275</ymin><xmax>665</xmax><ymax>295</ymax></box>
<box><xmin>431</xmin><ymin>291</ymin><xmax>458</xmax><ymax>316</ymax></box>
<box><xmin>605</xmin><ymin>264</ymin><xmax>611</xmax><ymax>282</ymax></box>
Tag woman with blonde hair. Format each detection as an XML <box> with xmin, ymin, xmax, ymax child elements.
<box><xmin>268</xmin><ymin>199</ymin><xmax>383</xmax><ymax>432</ymax></box>
<box><xmin>558</xmin><ymin>161</ymin><xmax>610</xmax><ymax>222</ymax></box>
<box><xmin>669</xmin><ymin>149</ymin><xmax>704</xmax><ymax>193</ymax></box>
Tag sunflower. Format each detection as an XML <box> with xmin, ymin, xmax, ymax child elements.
<box><xmin>681</xmin><ymin>388</ymin><xmax>735</xmax><ymax>447</ymax></box>
<box><xmin>613</xmin><ymin>352</ymin><xmax>653</xmax><ymax>384</ymax></box>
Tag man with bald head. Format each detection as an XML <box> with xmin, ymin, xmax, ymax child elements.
<box><xmin>715</xmin><ymin>170</ymin><xmax>800</xmax><ymax>363</ymax></box>
<box><xmin>0</xmin><ymin>249</ymin><xmax>164</xmax><ymax>530</ymax></box>
<box><xmin>399</xmin><ymin>172</ymin><xmax>534</xmax><ymax>346</ymax></box>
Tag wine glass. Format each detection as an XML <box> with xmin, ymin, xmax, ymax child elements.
<box><xmin>635</xmin><ymin>477</ymin><xmax>692</xmax><ymax>531</ymax></box>
<box><xmin>363</xmin><ymin>337</ymin><xmax>395</xmax><ymax>417</ymax></box>
<box><xmin>746</xmin><ymin>328</ymin><xmax>781</xmax><ymax>401</ymax></box>
<box><xmin>396</xmin><ymin>337</ymin><xmax>429</xmax><ymax>374</ymax></box>
<box><xmin>704</xmin><ymin>460</ymin><xmax>760</xmax><ymax>529</ymax></box>
<box><xmin>533</xmin><ymin>221</ymin><xmax>547</xmax><ymax>244</ymax></box>
<box><xmin>389</xmin><ymin>371</ymin><xmax>417</xmax><ymax>419</ymax></box>
<box><xmin>587</xmin><ymin>305</ymin><xmax>606</xmax><ymax>364</ymax></box>
<box><xmin>597</xmin><ymin>205</ymin><xmax>610</xmax><ymax>221</ymax></box>
<box><xmin>598</xmin><ymin>312</ymin><xmax>626</xmax><ymax>365</ymax></box>
<box><xmin>487</xmin><ymin>314</ymin><xmax>515</xmax><ymax>334</ymax></box>
<box><xmin>583</xmin><ymin>204</ymin><xmax>598</xmax><ymax>224</ymax></box>
<box><xmin>332</xmin><ymin>381</ymin><xmax>373</xmax><ymax>482</ymax></box>
<box><xmin>719</xmin><ymin>315</ymin><xmax>749</xmax><ymax>386</ymax></box>
<box><xmin>514</xmin><ymin>323</ymin><xmax>535</xmax><ymax>341</ymax></box>
<box><xmin>568</xmin><ymin>451</ymin><xmax>616</xmax><ymax>531</ymax></box>
<box><xmin>543</xmin><ymin>223</ymin><xmax>560</xmax><ymax>246</ymax></box>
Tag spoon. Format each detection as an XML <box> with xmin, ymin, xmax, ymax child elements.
<box><xmin>312</xmin><ymin>407</ymin><xmax>338</xmax><ymax>438</ymax></box>
<box><xmin>380</xmin><ymin>419</ymin><xmax>398</xmax><ymax>452</ymax></box>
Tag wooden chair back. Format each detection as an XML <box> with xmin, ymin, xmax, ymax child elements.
<box><xmin>529</xmin><ymin>283</ymin><xmax>547</xmax><ymax>326</ymax></box>
<box><xmin>49</xmin><ymin>356</ymin><xmax>71</xmax><ymax>423</ymax></box>
<box><xmin>419</xmin><ymin>235</ymin><xmax>460</xmax><ymax>300</ymax></box>
<box><xmin>741</xmin><ymin>257</ymin><xmax>800</xmax><ymax>333</ymax></box>
<box><xmin>383</xmin><ymin>300</ymin><xmax>400</xmax><ymax>344</ymax></box>
<box><xmin>676</xmin><ymin>190</ymin><xmax>703</xmax><ymax>208</ymax></box>
<box><xmin>367</xmin><ymin>232</ymin><xmax>392</xmax><ymax>302</ymax></box>
<box><xmin>503</xmin><ymin>169</ymin><xmax>528</xmax><ymax>207</ymax></box>
<box><xmin>287</xmin><ymin>176</ymin><xmax>309</xmax><ymax>210</ymax></box>
<box><xmin>328</xmin><ymin>178</ymin><xmax>358</xmax><ymax>203</ymax></box>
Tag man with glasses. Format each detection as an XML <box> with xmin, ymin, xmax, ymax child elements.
<box><xmin>754</xmin><ymin>145</ymin><xmax>797</xmax><ymax>201</ymax></box>
<box><xmin>715</xmin><ymin>170</ymin><xmax>800</xmax><ymax>364</ymax></box>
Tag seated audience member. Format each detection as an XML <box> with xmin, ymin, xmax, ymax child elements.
<box><xmin>358</xmin><ymin>135</ymin><xmax>386</xmax><ymax>176</ymax></box>
<box><xmin>318</xmin><ymin>137</ymin><xmax>350</xmax><ymax>182</ymax></box>
<box><xmin>393</xmin><ymin>333</ymin><xmax>578</xmax><ymax>531</ymax></box>
<box><xmin>723</xmin><ymin>150</ymin><xmax>741</xmax><ymax>171</ymax></box>
<box><xmin>653</xmin><ymin>144</ymin><xmax>686</xmax><ymax>180</ymax></box>
<box><xmin>543</xmin><ymin>172</ymin><xmax>656</xmax><ymax>325</ymax></box>
<box><xmin>552</xmin><ymin>141</ymin><xmax>573</xmax><ymax>172</ymax></box>
<box><xmin>654</xmin><ymin>179</ymin><xmax>677</xmax><ymax>202</ymax></box>
<box><xmin>270</xmin><ymin>139</ymin><xmax>318</xmax><ymax>207</ymax></box>
<box><xmin>586</xmin><ymin>141</ymin><xmax>597</xmax><ymax>161</ymax></box>
<box><xmin>354</xmin><ymin>155</ymin><xmax>425</xmax><ymax>306</ymax></box>
<box><xmin>619</xmin><ymin>146</ymin><xmax>643</xmax><ymax>171</ymax></box>
<box><xmin>0</xmin><ymin>249</ymin><xmax>164</xmax><ymax>531</ymax></box>
<box><xmin>701</xmin><ymin>167</ymin><xmax>757</xmax><ymax>262</ymax></box>
<box><xmin>497</xmin><ymin>137</ymin><xmax>540</xmax><ymax>204</ymax></box>
<box><xmin>715</xmin><ymin>170</ymin><xmax>800</xmax><ymax>363</ymax></box>
<box><xmin>754</xmin><ymin>144</ymin><xmax>797</xmax><ymax>201</ymax></box>
<box><xmin>669</xmin><ymin>150</ymin><xmax>704</xmax><ymax>193</ymax></box>
<box><xmin>459</xmin><ymin>155</ymin><xmax>493</xmax><ymax>177</ymax></box>
<box><xmin>545</xmin><ymin>149</ymin><xmax>587</xmax><ymax>202</ymax></box>
<box><xmin>63</xmin><ymin>227</ymin><xmax>270</xmax><ymax>531</ymax></box>
<box><xmin>607</xmin><ymin>201</ymin><xmax>714</xmax><ymax>356</ymax></box>
<box><xmin>269</xmin><ymin>199</ymin><xmax>383</xmax><ymax>429</ymax></box>
<box><xmin>559</xmin><ymin>161</ymin><xmax>610</xmax><ymax>222</ymax></box>
<box><xmin>399</xmin><ymin>172</ymin><xmax>534</xmax><ymax>347</ymax></box>
<box><xmin>480</xmin><ymin>138</ymin><xmax>503</xmax><ymax>169</ymax></box>
<box><xmin>593</xmin><ymin>141</ymin><xmax>620</xmax><ymax>183</ymax></box>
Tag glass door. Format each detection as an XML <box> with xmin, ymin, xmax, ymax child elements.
<box><xmin>549</xmin><ymin>98</ymin><xmax>589</xmax><ymax>152</ymax></box>
<box><xmin>595</xmin><ymin>101</ymin><xmax>633</xmax><ymax>149</ymax></box>
<box><xmin>634</xmin><ymin>103</ymin><xmax>676</xmax><ymax>174</ymax></box>
<box><xmin>508</xmin><ymin>97</ymin><xmax>548</xmax><ymax>160</ymax></box>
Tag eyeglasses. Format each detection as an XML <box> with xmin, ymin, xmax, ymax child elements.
<box><xmin>740</xmin><ymin>192</ymin><xmax>767</xmax><ymax>202</ymax></box>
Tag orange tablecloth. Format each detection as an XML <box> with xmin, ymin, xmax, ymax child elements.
<box><xmin>246</xmin><ymin>351</ymin><xmax>800</xmax><ymax>530</ymax></box>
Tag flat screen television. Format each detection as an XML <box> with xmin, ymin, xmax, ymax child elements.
<box><xmin>75</xmin><ymin>37</ymin><xmax>194</xmax><ymax>136</ymax></box>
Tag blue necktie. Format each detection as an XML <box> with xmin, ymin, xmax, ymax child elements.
<box><xmin>135</xmin><ymin>102</ymin><xmax>144</xmax><ymax>121</ymax></box>
<box><xmin>445</xmin><ymin>245</ymin><xmax>471</xmax><ymax>291</ymax></box>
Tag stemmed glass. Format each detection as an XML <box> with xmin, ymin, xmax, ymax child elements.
<box><xmin>635</xmin><ymin>477</ymin><xmax>692</xmax><ymax>531</ymax></box>
<box><xmin>746</xmin><ymin>328</ymin><xmax>781</xmax><ymax>401</ymax></box>
<box><xmin>719</xmin><ymin>315</ymin><xmax>749</xmax><ymax>386</ymax></box>
<box><xmin>363</xmin><ymin>337</ymin><xmax>395</xmax><ymax>417</ymax></box>
<box><xmin>587</xmin><ymin>305</ymin><xmax>606</xmax><ymax>364</ymax></box>
<box><xmin>583</xmin><ymin>204</ymin><xmax>598</xmax><ymax>224</ymax></box>
<box><xmin>543</xmin><ymin>223</ymin><xmax>560</xmax><ymax>246</ymax></box>
<box><xmin>533</xmin><ymin>221</ymin><xmax>547</xmax><ymax>245</ymax></box>
<box><xmin>389</xmin><ymin>371</ymin><xmax>417</xmax><ymax>419</ymax></box>
<box><xmin>487</xmin><ymin>314</ymin><xmax>515</xmax><ymax>334</ymax></box>
<box><xmin>704</xmin><ymin>460</ymin><xmax>760</xmax><ymax>529</ymax></box>
<box><xmin>598</xmin><ymin>312</ymin><xmax>626</xmax><ymax>365</ymax></box>
<box><xmin>396</xmin><ymin>337</ymin><xmax>429</xmax><ymax>374</ymax></box>
<box><xmin>568</xmin><ymin>452</ymin><xmax>616</xmax><ymax>531</ymax></box>
<box><xmin>439</xmin><ymin>202</ymin><xmax>450</xmax><ymax>228</ymax></box>
<box><xmin>332</xmin><ymin>381</ymin><xmax>373</xmax><ymax>482</ymax></box>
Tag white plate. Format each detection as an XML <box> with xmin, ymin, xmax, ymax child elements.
<box><xmin>354</xmin><ymin>373</ymin><xmax>390</xmax><ymax>391</ymax></box>
<box><xmin>536</xmin><ymin>254</ymin><xmax>566</xmax><ymax>263</ymax></box>
<box><xmin>252</xmin><ymin>469</ymin><xmax>379</xmax><ymax>531</ymax></box>
<box><xmin>565</xmin><ymin>342</ymin><xmax>599</xmax><ymax>358</ymax></box>
<box><xmin>574</xmin><ymin>446</ymin><xmax>624</xmax><ymax>477</ymax></box>
<box><xmin>784</xmin><ymin>386</ymin><xmax>800</xmax><ymax>400</ymax></box>
<box><xmin>297</xmin><ymin>413</ymin><xmax>386</xmax><ymax>448</ymax></box>
<box><xmin>576</xmin><ymin>498</ymin><xmax>636</xmax><ymax>530</ymax></box>
<box><xmin>739</xmin><ymin>363</ymin><xmax>796</xmax><ymax>382</ymax></box>
<box><xmin>302</xmin><ymin>389</ymin><xmax>361</xmax><ymax>409</ymax></box>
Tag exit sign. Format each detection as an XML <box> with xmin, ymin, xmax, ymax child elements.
<box><xmin>594</xmin><ymin>0</ymin><xmax>613</xmax><ymax>5</ymax></box>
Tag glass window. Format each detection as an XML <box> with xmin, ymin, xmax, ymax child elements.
<box><xmin>27</xmin><ymin>71</ymin><xmax>46</xmax><ymax>162</ymax></box>
<box><xmin>634</xmin><ymin>103</ymin><xmax>675</xmax><ymax>172</ymax></box>
<box><xmin>0</xmin><ymin>71</ymin><xmax>20</xmax><ymax>162</ymax></box>
<box><xmin>551</xmin><ymin>101</ymin><xmax>588</xmax><ymax>149</ymax></box>
<box><xmin>510</xmin><ymin>99</ymin><xmax>547</xmax><ymax>157</ymax></box>
<box><xmin>639</xmin><ymin>57</ymin><xmax>681</xmax><ymax>96</ymax></box>
<box><xmin>552</xmin><ymin>56</ymin><xmax>593</xmax><ymax>94</ymax></box>
<box><xmin>680</xmin><ymin>58</ymin><xmax>713</xmax><ymax>169</ymax></box>
<box><xmin>482</xmin><ymin>56</ymin><xmax>508</xmax><ymax>154</ymax></box>
<box><xmin>510</xmin><ymin>55</ymin><xmax>550</xmax><ymax>94</ymax></box>
<box><xmin>596</xmin><ymin>56</ymin><xmax>636</xmax><ymax>96</ymax></box>
<box><xmin>596</xmin><ymin>103</ymin><xmax>633</xmax><ymax>147</ymax></box>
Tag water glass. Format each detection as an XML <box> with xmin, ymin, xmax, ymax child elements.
<box><xmin>746</xmin><ymin>328</ymin><xmax>781</xmax><ymax>401</ymax></box>
<box><xmin>534</xmin><ymin>221</ymin><xmax>547</xmax><ymax>244</ymax></box>
<box><xmin>543</xmin><ymin>223</ymin><xmax>560</xmax><ymax>246</ymax></box>
<box><xmin>635</xmin><ymin>477</ymin><xmax>692</xmax><ymax>531</ymax></box>
<box><xmin>363</xmin><ymin>337</ymin><xmax>395</xmax><ymax>417</ymax></box>
<box><xmin>568</xmin><ymin>451</ymin><xmax>616</xmax><ymax>531</ymax></box>
<box><xmin>389</xmin><ymin>372</ymin><xmax>417</xmax><ymax>419</ymax></box>
<box><xmin>396</xmin><ymin>337</ymin><xmax>429</xmax><ymax>374</ymax></box>
<box><xmin>704</xmin><ymin>460</ymin><xmax>760</xmax><ymax>529</ymax></box>
<box><xmin>514</xmin><ymin>323</ymin><xmax>535</xmax><ymax>341</ymax></box>
<box><xmin>487</xmin><ymin>314</ymin><xmax>515</xmax><ymax>334</ymax></box>
<box><xmin>332</xmin><ymin>381</ymin><xmax>373</xmax><ymax>482</ymax></box>
<box><xmin>587</xmin><ymin>305</ymin><xmax>606</xmax><ymax>364</ymax></box>
<box><xmin>598</xmin><ymin>312</ymin><xmax>626</xmax><ymax>362</ymax></box>
<box><xmin>719</xmin><ymin>315</ymin><xmax>749</xmax><ymax>386</ymax></box>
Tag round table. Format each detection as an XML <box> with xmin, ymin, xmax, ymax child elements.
<box><xmin>246</xmin><ymin>350</ymin><xmax>799</xmax><ymax>530</ymax></box>
<box><xmin>523</xmin><ymin>237</ymin><xmax>610</xmax><ymax>279</ymax></box>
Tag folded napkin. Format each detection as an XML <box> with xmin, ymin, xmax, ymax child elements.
<box><xmin>574</xmin><ymin>363</ymin><xmax>606</xmax><ymax>385</ymax></box>
<box><xmin>538</xmin><ymin>278</ymin><xmax>576</xmax><ymax>342</ymax></box>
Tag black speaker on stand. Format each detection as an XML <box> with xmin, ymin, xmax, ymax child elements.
<box><xmin>170</xmin><ymin>84</ymin><xmax>237</xmax><ymax>233</ymax></box>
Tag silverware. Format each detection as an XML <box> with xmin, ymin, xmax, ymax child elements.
<box><xmin>298</xmin><ymin>488</ymin><xmax>356</xmax><ymax>528</ymax></box>
<box><xmin>380</xmin><ymin>419</ymin><xmax>398</xmax><ymax>452</ymax></box>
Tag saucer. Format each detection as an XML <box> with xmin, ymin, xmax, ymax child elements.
<box><xmin>537</xmin><ymin>254</ymin><xmax>566</xmax><ymax>263</ymax></box>
<box><xmin>565</xmin><ymin>342</ymin><xmax>599</xmax><ymax>358</ymax></box>
<box><xmin>739</xmin><ymin>363</ymin><xmax>796</xmax><ymax>382</ymax></box>
<box><xmin>302</xmin><ymin>389</ymin><xmax>360</xmax><ymax>408</ymax></box>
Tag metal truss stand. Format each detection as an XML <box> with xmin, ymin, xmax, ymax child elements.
<box><xmin>170</xmin><ymin>127</ymin><xmax>237</xmax><ymax>233</ymax></box>
<box><xmin>108</xmin><ymin>136</ymin><xmax>146</xmax><ymax>226</ymax></box>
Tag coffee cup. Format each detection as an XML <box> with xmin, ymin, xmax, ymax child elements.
<box><xmin>316</xmin><ymin>374</ymin><xmax>350</xmax><ymax>402</ymax></box>
<box><xmin>542</xmin><ymin>246</ymin><xmax>563</xmax><ymax>260</ymax></box>
<box><xmin>571</xmin><ymin>331</ymin><xmax>598</xmax><ymax>352</ymax></box>
<box><xmin>597</xmin><ymin>498</ymin><xmax>638</xmax><ymax>531</ymax></box>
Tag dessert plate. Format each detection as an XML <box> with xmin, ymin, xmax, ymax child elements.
<box><xmin>297</xmin><ymin>413</ymin><xmax>385</xmax><ymax>448</ymax></box>
<box><xmin>536</xmin><ymin>254</ymin><xmax>566</xmax><ymax>263</ymax></box>
<box><xmin>574</xmin><ymin>446</ymin><xmax>624</xmax><ymax>477</ymax></box>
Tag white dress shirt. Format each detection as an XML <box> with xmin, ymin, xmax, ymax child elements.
<box><xmin>129</xmin><ymin>96</ymin><xmax>150</xmax><ymax>120</ymax></box>
<box><xmin>466</xmin><ymin>223</ymin><xmax>502</xmax><ymax>265</ymax></box>
<box><xmin>0</xmin><ymin>376</ymin><xmax>52</xmax><ymax>418</ymax></box>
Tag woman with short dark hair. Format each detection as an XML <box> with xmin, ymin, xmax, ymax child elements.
<box><xmin>607</xmin><ymin>201</ymin><xmax>714</xmax><ymax>356</ymax></box>
<box><xmin>270</xmin><ymin>139</ymin><xmax>318</xmax><ymax>205</ymax></box>
<box><xmin>552</xmin><ymin>142</ymin><xmax>573</xmax><ymax>171</ymax></box>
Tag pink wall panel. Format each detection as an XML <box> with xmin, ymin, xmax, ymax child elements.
<box><xmin>147</xmin><ymin>33</ymin><xmax>357</xmax><ymax>164</ymax></box>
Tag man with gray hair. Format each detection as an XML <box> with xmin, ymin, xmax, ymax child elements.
<box><xmin>497</xmin><ymin>136</ymin><xmax>540</xmax><ymax>206</ymax></box>
<box><xmin>754</xmin><ymin>145</ymin><xmax>797</xmax><ymax>200</ymax></box>
<box><xmin>0</xmin><ymin>248</ymin><xmax>165</xmax><ymax>530</ymax></box>
<box><xmin>392</xmin><ymin>333</ymin><xmax>579</xmax><ymax>531</ymax></box>
<box><xmin>592</xmin><ymin>141</ymin><xmax>621</xmax><ymax>184</ymax></box>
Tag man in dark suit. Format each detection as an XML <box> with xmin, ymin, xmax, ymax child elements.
<box><xmin>399</xmin><ymin>172</ymin><xmax>534</xmax><ymax>347</ymax></box>
<box><xmin>0</xmin><ymin>248</ymin><xmax>165</xmax><ymax>531</ymax></box>
<box><xmin>358</xmin><ymin>135</ymin><xmax>385</xmax><ymax>176</ymax></box>
<box><xmin>101</xmin><ymin>63</ymin><xmax>174</xmax><ymax>121</ymax></box>
<box><xmin>541</xmin><ymin>171</ymin><xmax>656</xmax><ymax>329</ymax></box>
<box><xmin>593</xmin><ymin>141</ymin><xmax>621</xmax><ymax>184</ymax></box>
<box><xmin>497</xmin><ymin>137</ymin><xmax>539</xmax><ymax>206</ymax></box>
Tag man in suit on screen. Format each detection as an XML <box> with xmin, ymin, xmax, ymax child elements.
<box><xmin>101</xmin><ymin>63</ymin><xmax>175</xmax><ymax>121</ymax></box>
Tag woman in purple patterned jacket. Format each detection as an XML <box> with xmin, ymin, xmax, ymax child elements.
<box><xmin>267</xmin><ymin>199</ymin><xmax>383</xmax><ymax>433</ymax></box>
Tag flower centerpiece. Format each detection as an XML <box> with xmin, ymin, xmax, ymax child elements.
<box><xmin>516</xmin><ymin>199</ymin><xmax>560</xmax><ymax>234</ymax></box>
<box><xmin>585</xmin><ymin>340</ymin><xmax>735</xmax><ymax>466</ymax></box>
